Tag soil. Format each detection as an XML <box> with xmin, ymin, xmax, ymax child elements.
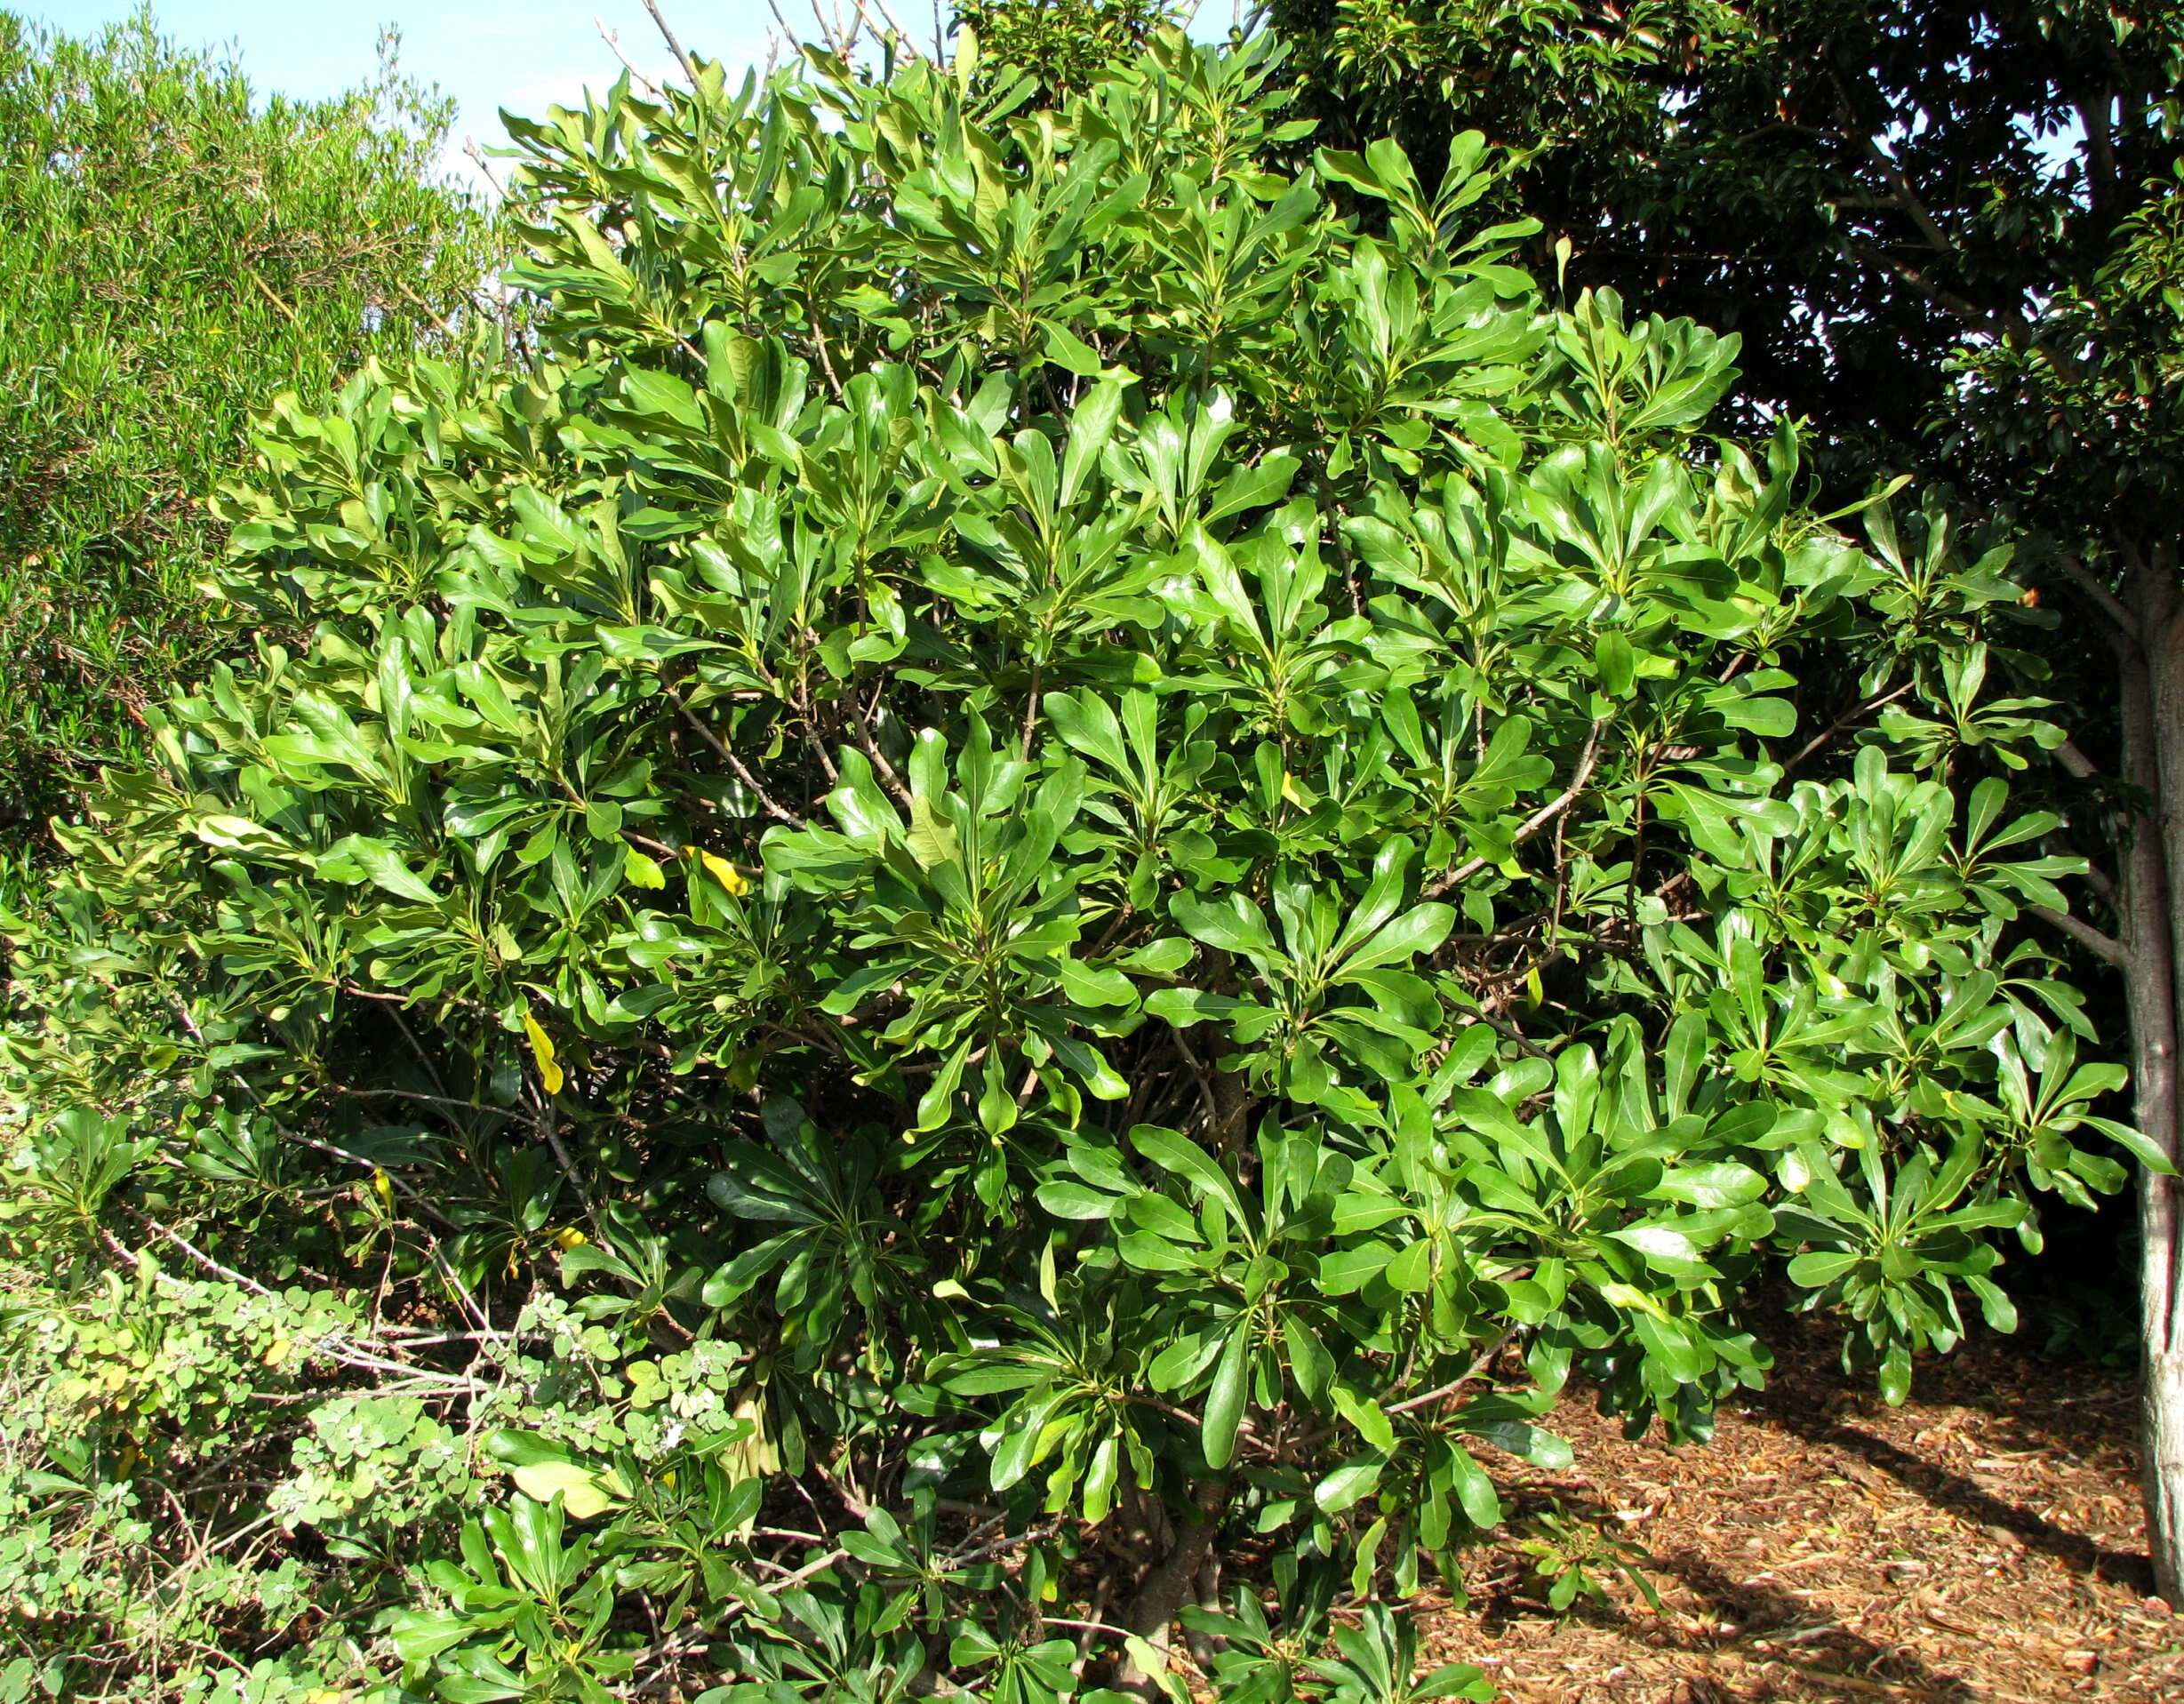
<box><xmin>1400</xmin><ymin>1324</ymin><xmax>2184</xmax><ymax>1701</ymax></box>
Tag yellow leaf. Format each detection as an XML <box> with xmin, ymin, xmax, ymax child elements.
<box><xmin>372</xmin><ymin>1169</ymin><xmax>393</xmax><ymax>1211</ymax></box>
<box><xmin>262</xmin><ymin>1335</ymin><xmax>292</xmax><ymax>1368</ymax></box>
<box><xmin>695</xmin><ymin>849</ymin><xmax>749</xmax><ymax>895</ymax></box>
<box><xmin>728</xmin><ymin>1393</ymin><xmax>779</xmax><ymax>1483</ymax></box>
<box><xmin>505</xmin><ymin>1459</ymin><xmax>626</xmax><ymax>1519</ymax></box>
<box><xmin>1279</xmin><ymin>772</ymin><xmax>1305</xmax><ymax>807</ymax></box>
<box><xmin>523</xmin><ymin>1012</ymin><xmax>565</xmax><ymax>1094</ymax></box>
<box><xmin>904</xmin><ymin>797</ymin><xmax>960</xmax><ymax>868</ymax></box>
<box><xmin>556</xmin><ymin>1226</ymin><xmax>588</xmax><ymax>1249</ymax></box>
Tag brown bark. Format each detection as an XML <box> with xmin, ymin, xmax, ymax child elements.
<box><xmin>1113</xmin><ymin>1477</ymin><xmax>1230</xmax><ymax>1697</ymax></box>
<box><xmin>1209</xmin><ymin>1058</ymin><xmax>1253</xmax><ymax>1154</ymax></box>
<box><xmin>2116</xmin><ymin>564</ymin><xmax>2184</xmax><ymax>1604</ymax></box>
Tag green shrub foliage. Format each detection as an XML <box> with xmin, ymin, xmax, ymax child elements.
<box><xmin>0</xmin><ymin>11</ymin><xmax>495</xmax><ymax>875</ymax></box>
<box><xmin>0</xmin><ymin>28</ymin><xmax>2156</xmax><ymax>1704</ymax></box>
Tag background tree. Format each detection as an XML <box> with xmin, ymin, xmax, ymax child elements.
<box><xmin>2</xmin><ymin>26</ymin><xmax>2149</xmax><ymax>1700</ymax></box>
<box><xmin>951</xmin><ymin>0</ymin><xmax>1183</xmax><ymax>100</ymax></box>
<box><xmin>0</xmin><ymin>6</ymin><xmax>499</xmax><ymax>897</ymax></box>
<box><xmin>1268</xmin><ymin>0</ymin><xmax>2184</xmax><ymax>1603</ymax></box>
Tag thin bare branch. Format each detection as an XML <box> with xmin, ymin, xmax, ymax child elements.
<box><xmin>807</xmin><ymin>0</ymin><xmax>858</xmax><ymax>55</ymax></box>
<box><xmin>595</xmin><ymin>19</ymin><xmax>666</xmax><ymax>95</ymax></box>
<box><xmin>130</xmin><ymin>1210</ymin><xmax>275</xmax><ymax>1297</ymax></box>
<box><xmin>853</xmin><ymin>681</ymin><xmax>914</xmax><ymax>804</ymax></box>
<box><xmin>1783</xmin><ymin>679</ymin><xmax>1917</xmax><ymax>772</ymax></box>
<box><xmin>809</xmin><ymin>316</ymin><xmax>847</xmax><ymax>399</ymax></box>
<box><xmin>1832</xmin><ymin>76</ymin><xmax>1963</xmax><ymax>264</ymax></box>
<box><xmin>765</xmin><ymin>0</ymin><xmax>802</xmax><ymax>55</ymax></box>
<box><xmin>2054</xmin><ymin>553</ymin><xmax>2140</xmax><ymax>652</ymax></box>
<box><xmin>1425</xmin><ymin>718</ymin><xmax>1610</xmax><ymax>900</ymax></box>
<box><xmin>2031</xmin><ymin>903</ymin><xmax>2132</xmax><ymax>969</ymax></box>
<box><xmin>1385</xmin><ymin>1326</ymin><xmax>1518</xmax><ymax>1415</ymax></box>
<box><xmin>853</xmin><ymin>0</ymin><xmax>926</xmax><ymax>58</ymax></box>
<box><xmin>462</xmin><ymin>139</ymin><xmax>508</xmax><ymax>197</ymax></box>
<box><xmin>668</xmin><ymin>687</ymin><xmax>810</xmax><ymax>828</ymax></box>
<box><xmin>641</xmin><ymin>0</ymin><xmax>699</xmax><ymax>83</ymax></box>
<box><xmin>1838</xmin><ymin>236</ymin><xmax>2019</xmax><ymax>347</ymax></box>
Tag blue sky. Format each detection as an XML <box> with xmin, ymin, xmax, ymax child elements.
<box><xmin>24</xmin><ymin>3</ymin><xmax>1239</xmax><ymax>190</ymax></box>
<box><xmin>18</xmin><ymin>3</ymin><xmax>800</xmax><ymax>186</ymax></box>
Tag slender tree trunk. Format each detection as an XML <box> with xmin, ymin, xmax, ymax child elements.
<box><xmin>2118</xmin><ymin>567</ymin><xmax>2184</xmax><ymax>1604</ymax></box>
<box><xmin>1114</xmin><ymin>1477</ymin><xmax>1229</xmax><ymax>1696</ymax></box>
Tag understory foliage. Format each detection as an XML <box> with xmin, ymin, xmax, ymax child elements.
<box><xmin>0</xmin><ymin>26</ymin><xmax>2158</xmax><ymax>1704</ymax></box>
<box><xmin>0</xmin><ymin>9</ymin><xmax>495</xmax><ymax>886</ymax></box>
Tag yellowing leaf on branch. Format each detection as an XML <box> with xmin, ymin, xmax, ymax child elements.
<box><xmin>693</xmin><ymin>848</ymin><xmax>749</xmax><ymax>895</ymax></box>
<box><xmin>522</xmin><ymin>1012</ymin><xmax>564</xmax><ymax>1094</ymax></box>
<box><xmin>905</xmin><ymin>796</ymin><xmax>961</xmax><ymax>869</ymax></box>
<box><xmin>504</xmin><ymin>1457</ymin><xmax>628</xmax><ymax>1519</ymax></box>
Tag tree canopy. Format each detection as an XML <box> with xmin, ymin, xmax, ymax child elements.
<box><xmin>1271</xmin><ymin>1</ymin><xmax>2184</xmax><ymax>490</ymax></box>
<box><xmin>0</xmin><ymin>9</ymin><xmax>496</xmax><ymax>884</ymax></box>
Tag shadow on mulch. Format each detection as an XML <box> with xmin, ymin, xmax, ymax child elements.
<box><xmin>1405</xmin><ymin>1318</ymin><xmax>2184</xmax><ymax>1701</ymax></box>
<box><xmin>1466</xmin><ymin>1489</ymin><xmax>1982</xmax><ymax>1700</ymax></box>
<box><xmin>1771</xmin><ymin>1410</ymin><xmax>2154</xmax><ymax>1594</ymax></box>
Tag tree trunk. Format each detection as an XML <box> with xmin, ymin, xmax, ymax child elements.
<box><xmin>2116</xmin><ymin>566</ymin><xmax>2184</xmax><ymax>1604</ymax></box>
<box><xmin>1113</xmin><ymin>1477</ymin><xmax>1229</xmax><ymax>1696</ymax></box>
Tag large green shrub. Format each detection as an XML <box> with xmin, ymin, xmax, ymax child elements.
<box><xmin>0</xmin><ymin>29</ymin><xmax>2154</xmax><ymax>1703</ymax></box>
<box><xmin>1264</xmin><ymin>0</ymin><xmax>2184</xmax><ymax>1603</ymax></box>
<box><xmin>0</xmin><ymin>9</ymin><xmax>497</xmax><ymax>883</ymax></box>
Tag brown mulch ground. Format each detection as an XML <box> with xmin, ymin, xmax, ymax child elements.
<box><xmin>1411</xmin><ymin>1327</ymin><xmax>2184</xmax><ymax>1701</ymax></box>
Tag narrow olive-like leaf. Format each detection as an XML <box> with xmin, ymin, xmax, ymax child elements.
<box><xmin>1201</xmin><ymin>1325</ymin><xmax>1251</xmax><ymax>1468</ymax></box>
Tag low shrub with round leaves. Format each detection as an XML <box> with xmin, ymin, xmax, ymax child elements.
<box><xmin>1</xmin><ymin>27</ymin><xmax>2156</xmax><ymax>1704</ymax></box>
